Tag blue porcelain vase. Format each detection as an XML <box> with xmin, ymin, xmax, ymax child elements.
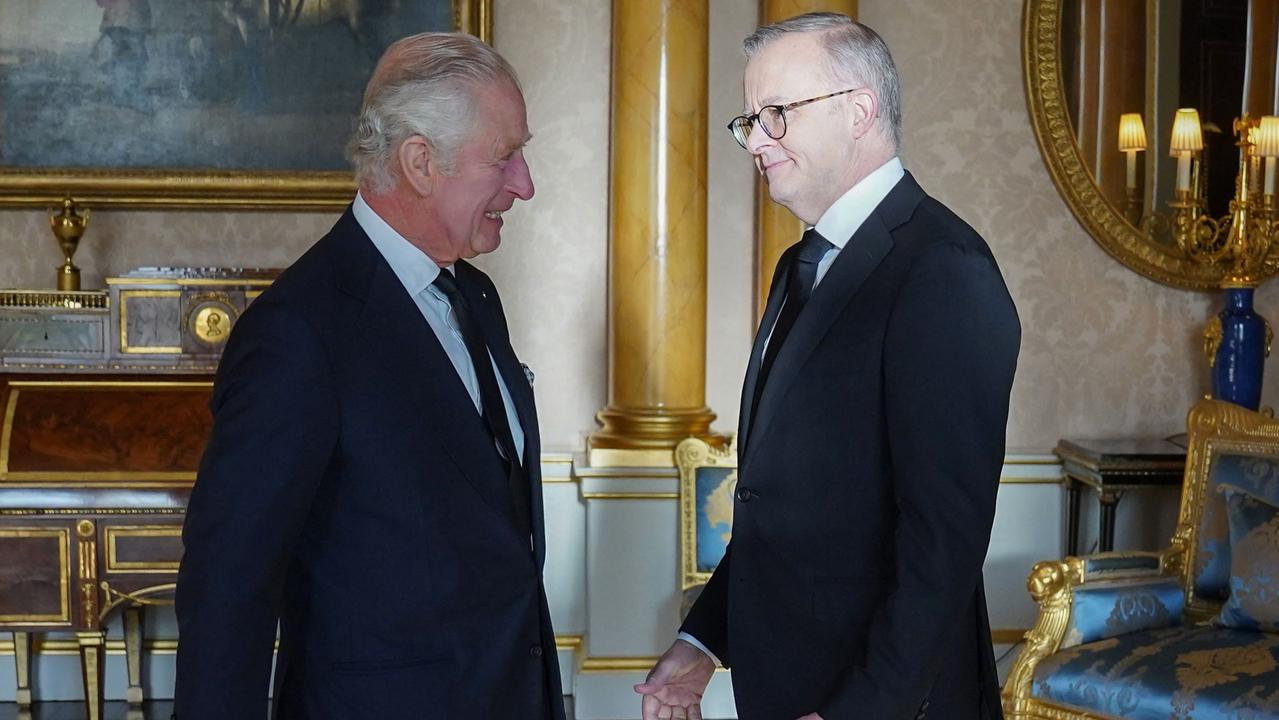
<box><xmin>1210</xmin><ymin>287</ymin><xmax>1269</xmax><ymax>410</ymax></box>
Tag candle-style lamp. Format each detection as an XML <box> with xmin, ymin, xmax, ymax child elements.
<box><xmin>1170</xmin><ymin>108</ymin><xmax>1204</xmax><ymax>201</ymax></box>
<box><xmin>1253</xmin><ymin>115</ymin><xmax>1279</xmax><ymax>213</ymax></box>
<box><xmin>1118</xmin><ymin>112</ymin><xmax>1147</xmax><ymax>224</ymax></box>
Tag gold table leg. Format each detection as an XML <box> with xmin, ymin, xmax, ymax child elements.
<box><xmin>77</xmin><ymin>630</ymin><xmax>106</xmax><ymax>720</ymax></box>
<box><xmin>13</xmin><ymin>631</ymin><xmax>32</xmax><ymax>708</ymax></box>
<box><xmin>125</xmin><ymin>605</ymin><xmax>145</xmax><ymax>706</ymax></box>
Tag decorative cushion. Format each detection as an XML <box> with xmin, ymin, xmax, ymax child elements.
<box><xmin>1216</xmin><ymin>483</ymin><xmax>1279</xmax><ymax>633</ymax></box>
<box><xmin>1059</xmin><ymin>577</ymin><xmax>1184</xmax><ymax>649</ymax></box>
<box><xmin>1034</xmin><ymin>625</ymin><xmax>1279</xmax><ymax>718</ymax></box>
<box><xmin>1194</xmin><ymin>453</ymin><xmax>1279</xmax><ymax>602</ymax></box>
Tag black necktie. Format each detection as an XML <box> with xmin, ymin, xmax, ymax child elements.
<box><xmin>431</xmin><ymin>271</ymin><xmax>532</xmax><ymax>537</ymax></box>
<box><xmin>750</xmin><ymin>228</ymin><xmax>833</xmax><ymax>427</ymax></box>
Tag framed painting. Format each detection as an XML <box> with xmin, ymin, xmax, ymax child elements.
<box><xmin>675</xmin><ymin>436</ymin><xmax>738</xmax><ymax>591</ymax></box>
<box><xmin>0</xmin><ymin>0</ymin><xmax>491</xmax><ymax>209</ymax></box>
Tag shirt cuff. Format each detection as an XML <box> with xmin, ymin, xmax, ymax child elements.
<box><xmin>677</xmin><ymin>631</ymin><xmax>721</xmax><ymax>667</ymax></box>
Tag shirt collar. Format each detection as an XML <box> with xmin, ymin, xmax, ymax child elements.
<box><xmin>352</xmin><ymin>190</ymin><xmax>452</xmax><ymax>297</ymax></box>
<box><xmin>813</xmin><ymin>156</ymin><xmax>905</xmax><ymax>249</ymax></box>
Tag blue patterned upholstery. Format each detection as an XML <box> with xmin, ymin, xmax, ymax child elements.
<box><xmin>1033</xmin><ymin>625</ymin><xmax>1279</xmax><ymax>718</ymax></box>
<box><xmin>1059</xmin><ymin>578</ymin><xmax>1184</xmax><ymax>649</ymax></box>
<box><xmin>1194</xmin><ymin>454</ymin><xmax>1279</xmax><ymax>602</ymax></box>
<box><xmin>1216</xmin><ymin>484</ymin><xmax>1279</xmax><ymax>633</ymax></box>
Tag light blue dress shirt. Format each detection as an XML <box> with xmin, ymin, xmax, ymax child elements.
<box><xmin>352</xmin><ymin>192</ymin><xmax>525</xmax><ymax>464</ymax></box>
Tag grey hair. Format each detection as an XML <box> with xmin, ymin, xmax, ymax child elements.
<box><xmin>744</xmin><ymin>13</ymin><xmax>902</xmax><ymax>151</ymax></box>
<box><xmin>348</xmin><ymin>32</ymin><xmax>521</xmax><ymax>194</ymax></box>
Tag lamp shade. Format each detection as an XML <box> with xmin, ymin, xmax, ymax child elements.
<box><xmin>1254</xmin><ymin>116</ymin><xmax>1279</xmax><ymax>157</ymax></box>
<box><xmin>1118</xmin><ymin>113</ymin><xmax>1147</xmax><ymax>151</ymax></box>
<box><xmin>1169</xmin><ymin>108</ymin><xmax>1204</xmax><ymax>155</ymax></box>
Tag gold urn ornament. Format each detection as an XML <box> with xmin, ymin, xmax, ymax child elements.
<box><xmin>49</xmin><ymin>198</ymin><xmax>90</xmax><ymax>291</ymax></box>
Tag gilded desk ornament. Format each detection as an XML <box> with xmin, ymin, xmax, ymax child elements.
<box><xmin>187</xmin><ymin>297</ymin><xmax>237</xmax><ymax>348</ymax></box>
<box><xmin>48</xmin><ymin>198</ymin><xmax>90</xmax><ymax>292</ymax></box>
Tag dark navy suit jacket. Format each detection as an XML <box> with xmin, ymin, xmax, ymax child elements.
<box><xmin>681</xmin><ymin>173</ymin><xmax>1020</xmax><ymax>720</ymax></box>
<box><xmin>175</xmin><ymin>210</ymin><xmax>564</xmax><ymax>720</ymax></box>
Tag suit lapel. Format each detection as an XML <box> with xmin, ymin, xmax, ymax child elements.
<box><xmin>334</xmin><ymin>221</ymin><xmax>520</xmax><ymax>532</ymax></box>
<box><xmin>739</xmin><ymin>244</ymin><xmax>797</xmax><ymax>452</ymax></box>
<box><xmin>740</xmin><ymin>173</ymin><xmax>925</xmax><ymax>471</ymax></box>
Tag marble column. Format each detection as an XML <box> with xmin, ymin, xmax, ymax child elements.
<box><xmin>755</xmin><ymin>0</ymin><xmax>859</xmax><ymax>318</ymax></box>
<box><xmin>590</xmin><ymin>0</ymin><xmax>715</xmax><ymax>466</ymax></box>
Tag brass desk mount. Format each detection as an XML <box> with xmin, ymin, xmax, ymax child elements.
<box><xmin>49</xmin><ymin>198</ymin><xmax>90</xmax><ymax>291</ymax></box>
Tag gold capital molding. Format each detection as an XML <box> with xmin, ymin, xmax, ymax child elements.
<box><xmin>755</xmin><ymin>1</ymin><xmax>859</xmax><ymax>319</ymax></box>
<box><xmin>590</xmin><ymin>0</ymin><xmax>718</xmax><ymax>464</ymax></box>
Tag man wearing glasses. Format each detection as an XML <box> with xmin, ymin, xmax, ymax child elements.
<box><xmin>637</xmin><ymin>13</ymin><xmax>1019</xmax><ymax>720</ymax></box>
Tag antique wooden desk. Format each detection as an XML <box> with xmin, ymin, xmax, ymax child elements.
<box><xmin>0</xmin><ymin>269</ymin><xmax>267</xmax><ymax>720</ymax></box>
<box><xmin>1054</xmin><ymin>437</ymin><xmax>1188</xmax><ymax>555</ymax></box>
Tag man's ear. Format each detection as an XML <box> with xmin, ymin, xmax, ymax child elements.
<box><xmin>399</xmin><ymin>135</ymin><xmax>433</xmax><ymax>196</ymax></box>
<box><xmin>849</xmin><ymin>89</ymin><xmax>879</xmax><ymax>140</ymax></box>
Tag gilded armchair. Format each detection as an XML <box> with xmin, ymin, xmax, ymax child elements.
<box><xmin>1003</xmin><ymin>398</ymin><xmax>1279</xmax><ymax>719</ymax></box>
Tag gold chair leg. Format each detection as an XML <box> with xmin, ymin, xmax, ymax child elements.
<box><xmin>125</xmin><ymin>605</ymin><xmax>145</xmax><ymax>706</ymax></box>
<box><xmin>77</xmin><ymin>630</ymin><xmax>106</xmax><ymax>720</ymax></box>
<box><xmin>13</xmin><ymin>631</ymin><xmax>32</xmax><ymax>708</ymax></box>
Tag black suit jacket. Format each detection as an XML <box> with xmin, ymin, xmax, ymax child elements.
<box><xmin>174</xmin><ymin>210</ymin><xmax>565</xmax><ymax>720</ymax></box>
<box><xmin>682</xmin><ymin>173</ymin><xmax>1019</xmax><ymax>720</ymax></box>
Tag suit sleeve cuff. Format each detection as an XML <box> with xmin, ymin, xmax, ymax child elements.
<box><xmin>677</xmin><ymin>631</ymin><xmax>722</xmax><ymax>667</ymax></box>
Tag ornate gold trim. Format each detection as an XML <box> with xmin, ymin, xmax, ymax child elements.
<box><xmin>676</xmin><ymin>436</ymin><xmax>737</xmax><ymax>590</ymax></box>
<box><xmin>0</xmin><ymin>290</ymin><xmax>109</xmax><ymax>310</ymax></box>
<box><xmin>991</xmin><ymin>628</ymin><xmax>1032</xmax><ymax>644</ymax></box>
<box><xmin>100</xmin><ymin>582</ymin><xmax>177</xmax><ymax>621</ymax></box>
<box><xmin>0</xmin><ymin>637</ymin><xmax>180</xmax><ymax>656</ymax></box>
<box><xmin>0</xmin><ymin>1</ymin><xmax>493</xmax><ymax>210</ymax></box>
<box><xmin>0</xmin><ymin>389</ymin><xmax>17</xmax><ymax>476</ymax></box>
<box><xmin>579</xmin><ymin>492</ymin><xmax>679</xmax><ymax>500</ymax></box>
<box><xmin>555</xmin><ymin>634</ymin><xmax>584</xmax><ymax>651</ymax></box>
<box><xmin>105</xmin><ymin>526</ymin><xmax>183</xmax><ymax>574</ymax></box>
<box><xmin>0</xmin><ymin>527</ymin><xmax>71</xmax><ymax>623</ymax></box>
<box><xmin>107</xmin><ymin>278</ymin><xmax>274</xmax><ymax>287</ymax></box>
<box><xmin>1023</xmin><ymin>0</ymin><xmax>1246</xmax><ymax>289</ymax></box>
<box><xmin>77</xmin><ymin>519</ymin><xmax>98</xmax><ymax>627</ymax></box>
<box><xmin>999</xmin><ymin>476</ymin><xmax>1067</xmax><ymax>485</ymax></box>
<box><xmin>119</xmin><ymin>290</ymin><xmax>183</xmax><ymax>355</ymax></box>
<box><xmin>579</xmin><ymin>655</ymin><xmax>660</xmax><ymax>672</ymax></box>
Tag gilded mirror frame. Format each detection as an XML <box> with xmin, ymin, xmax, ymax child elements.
<box><xmin>1024</xmin><ymin>0</ymin><xmax>1227</xmax><ymax>290</ymax></box>
<box><xmin>0</xmin><ymin>0</ymin><xmax>492</xmax><ymax>211</ymax></box>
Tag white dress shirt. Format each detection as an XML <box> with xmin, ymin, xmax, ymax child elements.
<box><xmin>680</xmin><ymin>157</ymin><xmax>906</xmax><ymax>665</ymax></box>
<box><xmin>353</xmin><ymin>191</ymin><xmax>525</xmax><ymax>463</ymax></box>
<box><xmin>760</xmin><ymin>157</ymin><xmax>905</xmax><ymax>354</ymax></box>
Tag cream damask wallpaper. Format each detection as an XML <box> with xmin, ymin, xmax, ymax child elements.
<box><xmin>0</xmin><ymin>0</ymin><xmax>1272</xmax><ymax>451</ymax></box>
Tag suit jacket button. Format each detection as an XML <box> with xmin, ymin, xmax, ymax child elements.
<box><xmin>736</xmin><ymin>487</ymin><xmax>754</xmax><ymax>503</ymax></box>
<box><xmin>530</xmin><ymin>644</ymin><xmax>544</xmax><ymax>657</ymax></box>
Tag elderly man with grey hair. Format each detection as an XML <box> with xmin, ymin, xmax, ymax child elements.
<box><xmin>637</xmin><ymin>12</ymin><xmax>1019</xmax><ymax>720</ymax></box>
<box><xmin>175</xmin><ymin>31</ymin><xmax>562</xmax><ymax>720</ymax></box>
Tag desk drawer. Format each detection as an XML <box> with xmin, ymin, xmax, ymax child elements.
<box><xmin>0</xmin><ymin>524</ymin><xmax>72</xmax><ymax>626</ymax></box>
<box><xmin>103</xmin><ymin>523</ymin><xmax>184</xmax><ymax>575</ymax></box>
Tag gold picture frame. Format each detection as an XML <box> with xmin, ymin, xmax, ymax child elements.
<box><xmin>675</xmin><ymin>436</ymin><xmax>737</xmax><ymax>591</ymax></box>
<box><xmin>0</xmin><ymin>0</ymin><xmax>491</xmax><ymax>210</ymax></box>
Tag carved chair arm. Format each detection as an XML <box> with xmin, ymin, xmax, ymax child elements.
<box><xmin>1002</xmin><ymin>544</ymin><xmax>1190</xmax><ymax>716</ymax></box>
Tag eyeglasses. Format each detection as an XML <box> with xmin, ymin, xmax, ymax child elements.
<box><xmin>726</xmin><ymin>88</ymin><xmax>861</xmax><ymax>149</ymax></box>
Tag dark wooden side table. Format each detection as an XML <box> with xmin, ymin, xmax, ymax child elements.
<box><xmin>1054</xmin><ymin>438</ymin><xmax>1187</xmax><ymax>555</ymax></box>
